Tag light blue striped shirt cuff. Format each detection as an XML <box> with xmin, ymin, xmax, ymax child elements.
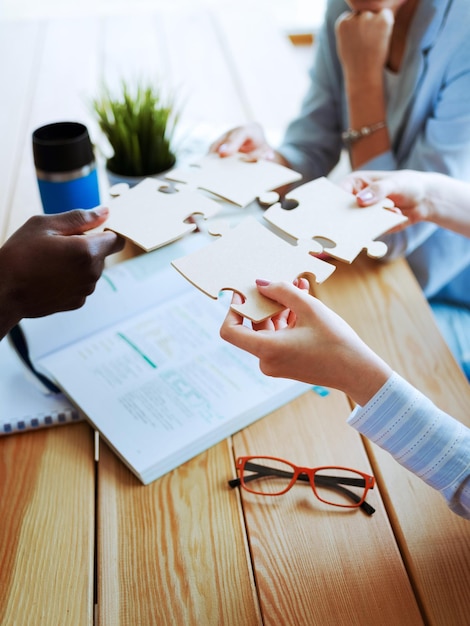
<box><xmin>348</xmin><ymin>372</ymin><xmax>470</xmax><ymax>520</ymax></box>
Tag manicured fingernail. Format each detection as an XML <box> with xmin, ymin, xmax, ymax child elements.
<box><xmin>94</xmin><ymin>206</ymin><xmax>109</xmax><ymax>216</ymax></box>
<box><xmin>357</xmin><ymin>190</ymin><xmax>375</xmax><ymax>202</ymax></box>
<box><xmin>256</xmin><ymin>279</ymin><xmax>271</xmax><ymax>286</ymax></box>
<box><xmin>219</xmin><ymin>143</ymin><xmax>229</xmax><ymax>153</ymax></box>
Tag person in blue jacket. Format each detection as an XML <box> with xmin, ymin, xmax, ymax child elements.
<box><xmin>211</xmin><ymin>0</ymin><xmax>470</xmax><ymax>380</ymax></box>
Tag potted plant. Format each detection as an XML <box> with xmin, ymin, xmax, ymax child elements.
<box><xmin>92</xmin><ymin>79</ymin><xmax>180</xmax><ymax>185</ymax></box>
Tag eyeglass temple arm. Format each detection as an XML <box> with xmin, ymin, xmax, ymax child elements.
<box><xmin>228</xmin><ymin>463</ymin><xmax>375</xmax><ymax>516</ymax></box>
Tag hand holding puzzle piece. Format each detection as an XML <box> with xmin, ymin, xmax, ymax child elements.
<box><xmin>263</xmin><ymin>177</ymin><xmax>408</xmax><ymax>263</ymax></box>
<box><xmin>171</xmin><ymin>217</ymin><xmax>335</xmax><ymax>323</ymax></box>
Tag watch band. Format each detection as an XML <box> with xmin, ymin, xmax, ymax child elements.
<box><xmin>341</xmin><ymin>121</ymin><xmax>386</xmax><ymax>145</ymax></box>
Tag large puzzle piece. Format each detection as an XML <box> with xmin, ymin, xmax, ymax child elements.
<box><xmin>263</xmin><ymin>177</ymin><xmax>408</xmax><ymax>263</ymax></box>
<box><xmin>165</xmin><ymin>153</ymin><xmax>302</xmax><ymax>207</ymax></box>
<box><xmin>171</xmin><ymin>216</ymin><xmax>335</xmax><ymax>323</ymax></box>
<box><xmin>104</xmin><ymin>177</ymin><xmax>220</xmax><ymax>251</ymax></box>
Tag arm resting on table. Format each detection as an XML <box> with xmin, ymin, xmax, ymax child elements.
<box><xmin>348</xmin><ymin>372</ymin><xmax>470</xmax><ymax>520</ymax></box>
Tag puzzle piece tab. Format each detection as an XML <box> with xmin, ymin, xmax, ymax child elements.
<box><xmin>171</xmin><ymin>216</ymin><xmax>335</xmax><ymax>323</ymax></box>
<box><xmin>263</xmin><ymin>177</ymin><xmax>408</xmax><ymax>263</ymax></box>
<box><xmin>165</xmin><ymin>153</ymin><xmax>302</xmax><ymax>207</ymax></box>
<box><xmin>104</xmin><ymin>177</ymin><xmax>220</xmax><ymax>251</ymax></box>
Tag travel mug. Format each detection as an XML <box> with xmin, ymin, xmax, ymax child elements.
<box><xmin>32</xmin><ymin>121</ymin><xmax>100</xmax><ymax>214</ymax></box>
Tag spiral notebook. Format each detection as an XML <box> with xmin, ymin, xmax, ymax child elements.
<box><xmin>0</xmin><ymin>337</ymin><xmax>82</xmax><ymax>435</ymax></box>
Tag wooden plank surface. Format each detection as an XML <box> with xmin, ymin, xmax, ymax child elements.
<box><xmin>314</xmin><ymin>256</ymin><xmax>470</xmax><ymax>626</ymax></box>
<box><xmin>233</xmin><ymin>389</ymin><xmax>423</xmax><ymax>626</ymax></box>
<box><xmin>0</xmin><ymin>17</ymin><xmax>100</xmax><ymax>626</ymax></box>
<box><xmin>95</xmin><ymin>11</ymin><xmax>267</xmax><ymax>623</ymax></box>
<box><xmin>2</xmin><ymin>8</ymin><xmax>467</xmax><ymax>626</ymax></box>
<box><xmin>98</xmin><ymin>438</ymin><xmax>261</xmax><ymax>625</ymax></box>
<box><xmin>0</xmin><ymin>423</ymin><xmax>95</xmax><ymax>625</ymax></box>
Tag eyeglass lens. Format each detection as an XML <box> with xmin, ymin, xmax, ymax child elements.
<box><xmin>242</xmin><ymin>458</ymin><xmax>368</xmax><ymax>507</ymax></box>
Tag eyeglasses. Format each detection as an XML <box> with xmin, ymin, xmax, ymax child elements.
<box><xmin>229</xmin><ymin>456</ymin><xmax>376</xmax><ymax>516</ymax></box>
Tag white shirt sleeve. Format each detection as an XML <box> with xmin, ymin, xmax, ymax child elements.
<box><xmin>348</xmin><ymin>372</ymin><xmax>470</xmax><ymax>519</ymax></box>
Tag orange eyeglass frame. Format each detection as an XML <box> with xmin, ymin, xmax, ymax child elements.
<box><xmin>229</xmin><ymin>456</ymin><xmax>376</xmax><ymax>516</ymax></box>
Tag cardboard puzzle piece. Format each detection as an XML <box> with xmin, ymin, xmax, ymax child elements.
<box><xmin>165</xmin><ymin>153</ymin><xmax>302</xmax><ymax>207</ymax></box>
<box><xmin>263</xmin><ymin>177</ymin><xmax>408</xmax><ymax>263</ymax></box>
<box><xmin>104</xmin><ymin>177</ymin><xmax>221</xmax><ymax>251</ymax></box>
<box><xmin>171</xmin><ymin>216</ymin><xmax>335</xmax><ymax>323</ymax></box>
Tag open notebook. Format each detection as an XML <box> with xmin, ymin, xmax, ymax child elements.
<box><xmin>14</xmin><ymin>235</ymin><xmax>309</xmax><ymax>484</ymax></box>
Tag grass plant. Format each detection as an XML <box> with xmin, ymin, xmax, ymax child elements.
<box><xmin>92</xmin><ymin>80</ymin><xmax>180</xmax><ymax>176</ymax></box>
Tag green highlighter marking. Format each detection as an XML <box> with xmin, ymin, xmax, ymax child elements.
<box><xmin>101</xmin><ymin>273</ymin><xmax>118</xmax><ymax>292</ymax></box>
<box><xmin>117</xmin><ymin>333</ymin><xmax>157</xmax><ymax>368</ymax></box>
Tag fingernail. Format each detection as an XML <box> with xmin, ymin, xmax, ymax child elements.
<box><xmin>94</xmin><ymin>206</ymin><xmax>109</xmax><ymax>216</ymax></box>
<box><xmin>219</xmin><ymin>143</ymin><xmax>229</xmax><ymax>153</ymax></box>
<box><xmin>256</xmin><ymin>279</ymin><xmax>271</xmax><ymax>286</ymax></box>
<box><xmin>357</xmin><ymin>189</ymin><xmax>375</xmax><ymax>202</ymax></box>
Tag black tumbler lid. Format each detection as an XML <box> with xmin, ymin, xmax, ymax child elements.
<box><xmin>32</xmin><ymin>121</ymin><xmax>95</xmax><ymax>173</ymax></box>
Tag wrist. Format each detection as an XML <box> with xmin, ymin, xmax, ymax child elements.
<box><xmin>341</xmin><ymin>350</ymin><xmax>392</xmax><ymax>406</ymax></box>
<box><xmin>344</xmin><ymin>73</ymin><xmax>385</xmax><ymax>99</ymax></box>
<box><xmin>422</xmin><ymin>172</ymin><xmax>445</xmax><ymax>223</ymax></box>
<box><xmin>342</xmin><ymin>121</ymin><xmax>386</xmax><ymax>146</ymax></box>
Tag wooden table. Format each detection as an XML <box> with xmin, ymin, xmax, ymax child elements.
<box><xmin>1</xmin><ymin>7</ymin><xmax>469</xmax><ymax>625</ymax></box>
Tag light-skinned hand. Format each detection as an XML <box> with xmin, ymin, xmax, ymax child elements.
<box><xmin>209</xmin><ymin>121</ymin><xmax>283</xmax><ymax>163</ymax></box>
<box><xmin>335</xmin><ymin>8</ymin><xmax>394</xmax><ymax>85</ymax></box>
<box><xmin>220</xmin><ymin>279</ymin><xmax>391</xmax><ymax>406</ymax></box>
<box><xmin>340</xmin><ymin>169</ymin><xmax>470</xmax><ymax>238</ymax></box>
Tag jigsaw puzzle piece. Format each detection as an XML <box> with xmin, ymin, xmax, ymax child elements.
<box><xmin>171</xmin><ymin>216</ymin><xmax>335</xmax><ymax>323</ymax></box>
<box><xmin>165</xmin><ymin>153</ymin><xmax>302</xmax><ymax>207</ymax></box>
<box><xmin>263</xmin><ymin>177</ymin><xmax>407</xmax><ymax>263</ymax></box>
<box><xmin>104</xmin><ymin>177</ymin><xmax>220</xmax><ymax>252</ymax></box>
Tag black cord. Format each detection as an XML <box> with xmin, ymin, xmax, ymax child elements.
<box><xmin>8</xmin><ymin>324</ymin><xmax>61</xmax><ymax>394</ymax></box>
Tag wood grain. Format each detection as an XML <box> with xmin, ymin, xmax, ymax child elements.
<box><xmin>2</xmin><ymin>7</ymin><xmax>468</xmax><ymax>625</ymax></box>
<box><xmin>233</xmin><ymin>389</ymin><xmax>424</xmax><ymax>626</ymax></box>
<box><xmin>0</xmin><ymin>423</ymin><xmax>95</xmax><ymax>625</ymax></box>
<box><xmin>314</xmin><ymin>255</ymin><xmax>470</xmax><ymax>625</ymax></box>
<box><xmin>97</xmin><ymin>438</ymin><xmax>261</xmax><ymax>626</ymax></box>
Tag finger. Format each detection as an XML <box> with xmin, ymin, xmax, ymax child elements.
<box><xmin>84</xmin><ymin>229</ymin><xmax>125</xmax><ymax>258</ymax></box>
<box><xmin>218</xmin><ymin>127</ymin><xmax>256</xmax><ymax>156</ymax></box>
<box><xmin>338</xmin><ymin>172</ymin><xmax>376</xmax><ymax>196</ymax></box>
<box><xmin>239</xmin><ymin>146</ymin><xmax>275</xmax><ymax>162</ymax></box>
<box><xmin>296</xmin><ymin>277</ymin><xmax>310</xmax><ymax>292</ymax></box>
<box><xmin>49</xmin><ymin>207</ymin><xmax>110</xmax><ymax>236</ymax></box>
<box><xmin>381</xmin><ymin>7</ymin><xmax>395</xmax><ymax>26</ymax></box>
<box><xmin>208</xmin><ymin>134</ymin><xmax>230</xmax><ymax>154</ymax></box>
<box><xmin>255</xmin><ymin>280</ymin><xmax>313</xmax><ymax>317</ymax></box>
<box><xmin>220</xmin><ymin>295</ymin><xmax>265</xmax><ymax>354</ymax></box>
<box><xmin>356</xmin><ymin>179</ymin><xmax>398</xmax><ymax>206</ymax></box>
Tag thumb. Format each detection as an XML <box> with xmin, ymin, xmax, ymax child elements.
<box><xmin>356</xmin><ymin>180</ymin><xmax>394</xmax><ymax>207</ymax></box>
<box><xmin>255</xmin><ymin>279</ymin><xmax>312</xmax><ymax>315</ymax></box>
<box><xmin>50</xmin><ymin>206</ymin><xmax>110</xmax><ymax>235</ymax></box>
